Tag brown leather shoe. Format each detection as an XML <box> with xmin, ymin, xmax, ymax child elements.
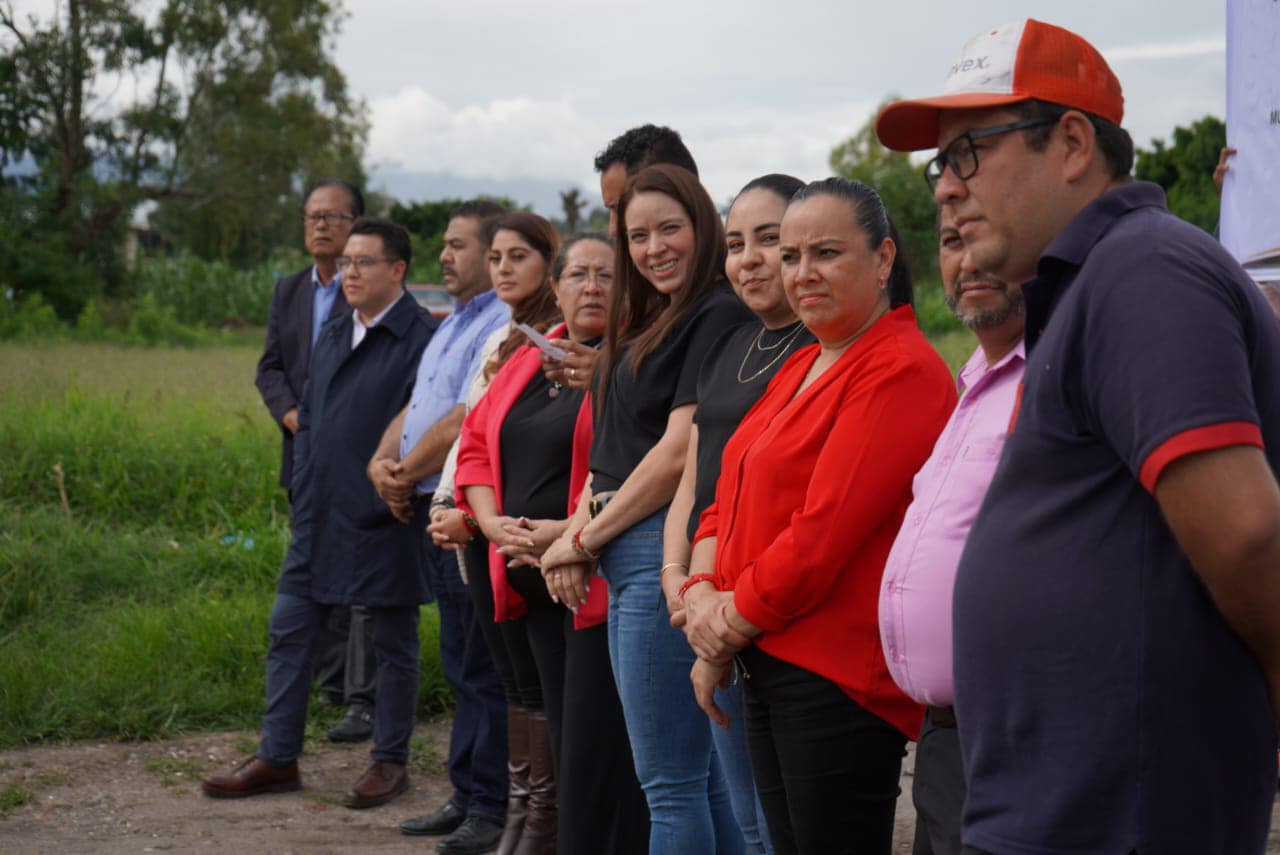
<box><xmin>343</xmin><ymin>760</ymin><xmax>409</xmax><ymax>809</ymax></box>
<box><xmin>201</xmin><ymin>756</ymin><xmax>300</xmax><ymax>798</ymax></box>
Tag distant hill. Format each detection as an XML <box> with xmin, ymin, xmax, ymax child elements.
<box><xmin>368</xmin><ymin>167</ymin><xmax>594</xmax><ymax>219</ymax></box>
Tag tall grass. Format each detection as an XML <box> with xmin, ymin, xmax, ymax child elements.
<box><xmin>0</xmin><ymin>323</ymin><xmax>972</xmax><ymax>749</ymax></box>
<box><xmin>133</xmin><ymin>253</ymin><xmax>302</xmax><ymax>328</ymax></box>
<box><xmin>0</xmin><ymin>343</ymin><xmax>447</xmax><ymax>748</ymax></box>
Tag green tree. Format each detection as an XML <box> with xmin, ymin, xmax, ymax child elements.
<box><xmin>829</xmin><ymin>97</ymin><xmax>939</xmax><ymax>281</ymax></box>
<box><xmin>390</xmin><ymin>195</ymin><xmax>524</xmax><ymax>284</ymax></box>
<box><xmin>1134</xmin><ymin>115</ymin><xmax>1225</xmax><ymax>234</ymax></box>
<box><xmin>0</xmin><ymin>0</ymin><xmax>364</xmax><ymax>317</ymax></box>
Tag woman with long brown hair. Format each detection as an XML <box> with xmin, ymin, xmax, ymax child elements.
<box><xmin>540</xmin><ymin>164</ymin><xmax>753</xmax><ymax>853</ymax></box>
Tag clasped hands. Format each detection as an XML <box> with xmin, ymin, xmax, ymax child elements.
<box><xmin>539</xmin><ymin>533</ymin><xmax>597</xmax><ymax>614</ymax></box>
<box><xmin>677</xmin><ymin>583</ymin><xmax>761</xmax><ymax>731</ymax></box>
<box><xmin>368</xmin><ymin>456</ymin><xmax>415</xmax><ymax>523</ymax></box>
<box><xmin>678</xmin><ymin>585</ymin><xmax>756</xmax><ymax>662</ymax></box>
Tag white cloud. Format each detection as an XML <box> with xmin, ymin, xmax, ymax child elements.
<box><xmin>368</xmin><ymin>87</ymin><xmax>603</xmax><ymax>185</ymax></box>
<box><xmin>1103</xmin><ymin>37</ymin><xmax>1225</xmax><ymax>63</ymax></box>
<box><xmin>367</xmin><ymin>85</ymin><xmax>878</xmax><ymax>210</ymax></box>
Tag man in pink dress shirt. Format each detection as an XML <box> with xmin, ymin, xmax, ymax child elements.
<box><xmin>878</xmin><ymin>207</ymin><xmax>1025</xmax><ymax>855</ymax></box>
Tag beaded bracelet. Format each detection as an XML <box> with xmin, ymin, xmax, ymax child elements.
<box><xmin>678</xmin><ymin>573</ymin><xmax>718</xmax><ymax>600</ymax></box>
<box><xmin>461</xmin><ymin>512</ymin><xmax>480</xmax><ymax>537</ymax></box>
<box><xmin>571</xmin><ymin>528</ymin><xmax>601</xmax><ymax>561</ymax></box>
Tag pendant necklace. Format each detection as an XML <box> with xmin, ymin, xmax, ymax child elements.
<box><xmin>548</xmin><ymin>338</ymin><xmax>602</xmax><ymax>399</ymax></box>
<box><xmin>737</xmin><ymin>322</ymin><xmax>805</xmax><ymax>384</ymax></box>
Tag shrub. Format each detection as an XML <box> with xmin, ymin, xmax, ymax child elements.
<box><xmin>0</xmin><ymin>293</ymin><xmax>64</xmax><ymax>341</ymax></box>
<box><xmin>913</xmin><ymin>279</ymin><xmax>963</xmax><ymax>337</ymax></box>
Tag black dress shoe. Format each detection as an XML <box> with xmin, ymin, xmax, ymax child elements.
<box><xmin>436</xmin><ymin>815</ymin><xmax>503</xmax><ymax>854</ymax></box>
<box><xmin>400</xmin><ymin>801</ymin><xmax>465</xmax><ymax>836</ymax></box>
<box><xmin>326</xmin><ymin>706</ymin><xmax>373</xmax><ymax>742</ymax></box>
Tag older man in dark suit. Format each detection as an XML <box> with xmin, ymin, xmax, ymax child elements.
<box><xmin>256</xmin><ymin>179</ymin><xmax>362</xmax><ymax>487</ymax></box>
<box><xmin>255</xmin><ymin>179</ymin><xmax>377</xmax><ymax>742</ymax></box>
<box><xmin>205</xmin><ymin>217</ymin><xmax>438</xmax><ymax>808</ymax></box>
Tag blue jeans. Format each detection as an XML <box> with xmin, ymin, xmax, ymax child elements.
<box><xmin>259</xmin><ymin>592</ymin><xmax>419</xmax><ymax>765</ymax></box>
<box><xmin>427</xmin><ymin>542</ymin><xmax>507</xmax><ymax>820</ymax></box>
<box><xmin>713</xmin><ymin>677</ymin><xmax>773</xmax><ymax>854</ymax></box>
<box><xmin>599</xmin><ymin>508</ymin><xmax>744</xmax><ymax>855</ymax></box>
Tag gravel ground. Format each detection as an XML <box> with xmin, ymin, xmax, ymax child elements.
<box><xmin>1</xmin><ymin>720</ymin><xmax>1277</xmax><ymax>853</ymax></box>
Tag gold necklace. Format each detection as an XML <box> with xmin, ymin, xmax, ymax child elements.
<box><xmin>737</xmin><ymin>322</ymin><xmax>805</xmax><ymax>384</ymax></box>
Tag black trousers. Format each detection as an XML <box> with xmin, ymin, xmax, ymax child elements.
<box><xmin>509</xmin><ymin>565</ymin><xmax>649</xmax><ymax>855</ymax></box>
<box><xmin>740</xmin><ymin>646</ymin><xmax>906</xmax><ymax>855</ymax></box>
<box><xmin>464</xmin><ymin>537</ymin><xmax>543</xmax><ymax>709</ymax></box>
<box><xmin>912</xmin><ymin>708</ymin><xmax>965</xmax><ymax>855</ymax></box>
<box><xmin>310</xmin><ymin>605</ymin><xmax>376</xmax><ymax>709</ymax></box>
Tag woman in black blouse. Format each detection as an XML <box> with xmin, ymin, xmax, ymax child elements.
<box><xmin>540</xmin><ymin>164</ymin><xmax>754</xmax><ymax>853</ymax></box>
<box><xmin>661</xmin><ymin>173</ymin><xmax>812</xmax><ymax>853</ymax></box>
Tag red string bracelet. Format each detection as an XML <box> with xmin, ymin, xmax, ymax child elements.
<box><xmin>678</xmin><ymin>573</ymin><xmax>718</xmax><ymax>600</ymax></box>
<box><xmin>572</xmin><ymin>528</ymin><xmax>601</xmax><ymax>561</ymax></box>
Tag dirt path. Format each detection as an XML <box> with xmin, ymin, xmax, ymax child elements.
<box><xmin>2</xmin><ymin>721</ymin><xmax>1278</xmax><ymax>853</ymax></box>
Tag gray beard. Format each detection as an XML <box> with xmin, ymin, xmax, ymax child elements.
<box><xmin>946</xmin><ymin>288</ymin><xmax>1024</xmax><ymax>331</ymax></box>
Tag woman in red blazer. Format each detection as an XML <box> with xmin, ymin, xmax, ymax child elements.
<box><xmin>455</xmin><ymin>233</ymin><xmax>648</xmax><ymax>855</ymax></box>
<box><xmin>682</xmin><ymin>178</ymin><xmax>956</xmax><ymax>855</ymax></box>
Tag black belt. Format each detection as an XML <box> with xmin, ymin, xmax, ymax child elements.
<box><xmin>928</xmin><ymin>705</ymin><xmax>956</xmax><ymax>728</ymax></box>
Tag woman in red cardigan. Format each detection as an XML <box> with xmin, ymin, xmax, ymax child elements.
<box><xmin>455</xmin><ymin>233</ymin><xmax>648</xmax><ymax>855</ymax></box>
<box><xmin>682</xmin><ymin>178</ymin><xmax>956</xmax><ymax>855</ymax></box>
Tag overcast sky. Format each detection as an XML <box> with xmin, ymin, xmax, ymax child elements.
<box><xmin>339</xmin><ymin>0</ymin><xmax>1226</xmax><ymax>214</ymax></box>
<box><xmin>16</xmin><ymin>0</ymin><xmax>1230</xmax><ymax>215</ymax></box>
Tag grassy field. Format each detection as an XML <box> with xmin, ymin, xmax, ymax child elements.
<box><xmin>0</xmin><ymin>340</ymin><xmax>446</xmax><ymax>749</ymax></box>
<box><xmin>0</xmin><ymin>330</ymin><xmax>973</xmax><ymax>749</ymax></box>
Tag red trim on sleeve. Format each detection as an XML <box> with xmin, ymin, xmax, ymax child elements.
<box><xmin>1007</xmin><ymin>381</ymin><xmax>1024</xmax><ymax>433</ymax></box>
<box><xmin>1138</xmin><ymin>421</ymin><xmax>1264</xmax><ymax>493</ymax></box>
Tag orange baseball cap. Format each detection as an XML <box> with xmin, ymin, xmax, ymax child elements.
<box><xmin>876</xmin><ymin>19</ymin><xmax>1124</xmax><ymax>152</ymax></box>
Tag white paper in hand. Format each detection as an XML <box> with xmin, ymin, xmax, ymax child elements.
<box><xmin>516</xmin><ymin>323</ymin><xmax>567</xmax><ymax>360</ymax></box>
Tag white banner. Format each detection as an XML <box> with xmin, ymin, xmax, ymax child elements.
<box><xmin>1220</xmin><ymin>0</ymin><xmax>1280</xmax><ymax>269</ymax></box>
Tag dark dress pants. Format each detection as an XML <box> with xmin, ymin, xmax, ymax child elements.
<box><xmin>427</xmin><ymin>540</ymin><xmax>508</xmax><ymax>821</ymax></box>
<box><xmin>311</xmin><ymin>605</ymin><xmax>377</xmax><ymax>709</ymax></box>
<box><xmin>311</xmin><ymin>605</ymin><xmax>348</xmax><ymax>701</ymax></box>
<box><xmin>740</xmin><ymin>646</ymin><xmax>906</xmax><ymax>855</ymax></box>
<box><xmin>344</xmin><ymin>605</ymin><xmax>377</xmax><ymax>709</ymax></box>
<box><xmin>259</xmin><ymin>592</ymin><xmax>419</xmax><ymax>765</ymax></box>
<box><xmin>912</xmin><ymin>708</ymin><xmax>964</xmax><ymax>855</ymax></box>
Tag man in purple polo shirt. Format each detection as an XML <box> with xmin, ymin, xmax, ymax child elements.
<box><xmin>878</xmin><ymin>19</ymin><xmax>1280</xmax><ymax>855</ymax></box>
<box><xmin>879</xmin><ymin>205</ymin><xmax>1024</xmax><ymax>855</ymax></box>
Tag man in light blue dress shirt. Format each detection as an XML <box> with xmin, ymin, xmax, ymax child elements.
<box><xmin>367</xmin><ymin>201</ymin><xmax>513</xmax><ymax>853</ymax></box>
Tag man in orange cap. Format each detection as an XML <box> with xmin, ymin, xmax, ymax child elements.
<box><xmin>879</xmin><ymin>19</ymin><xmax>1280</xmax><ymax>855</ymax></box>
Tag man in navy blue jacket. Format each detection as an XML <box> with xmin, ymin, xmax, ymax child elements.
<box><xmin>205</xmin><ymin>218</ymin><xmax>438</xmax><ymax>809</ymax></box>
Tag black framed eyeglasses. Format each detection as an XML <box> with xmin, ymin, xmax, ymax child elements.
<box><xmin>923</xmin><ymin>116</ymin><xmax>1059</xmax><ymax>191</ymax></box>
<box><xmin>336</xmin><ymin>256</ymin><xmax>394</xmax><ymax>273</ymax></box>
<box><xmin>302</xmin><ymin>211</ymin><xmax>357</xmax><ymax>227</ymax></box>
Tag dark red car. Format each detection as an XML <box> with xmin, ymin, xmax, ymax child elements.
<box><xmin>406</xmin><ymin>283</ymin><xmax>453</xmax><ymax>320</ymax></box>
